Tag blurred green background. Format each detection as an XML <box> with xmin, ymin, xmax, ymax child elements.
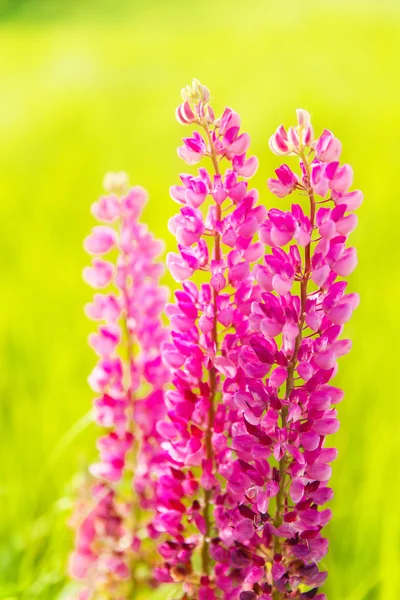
<box><xmin>0</xmin><ymin>0</ymin><xmax>399</xmax><ymax>598</ymax></box>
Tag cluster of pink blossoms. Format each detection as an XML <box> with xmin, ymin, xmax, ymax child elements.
<box><xmin>153</xmin><ymin>80</ymin><xmax>266</xmax><ymax>598</ymax></box>
<box><xmin>224</xmin><ymin>112</ymin><xmax>361</xmax><ymax>599</ymax></box>
<box><xmin>70</xmin><ymin>81</ymin><xmax>361</xmax><ymax>600</ymax></box>
<box><xmin>69</xmin><ymin>173</ymin><xmax>169</xmax><ymax>599</ymax></box>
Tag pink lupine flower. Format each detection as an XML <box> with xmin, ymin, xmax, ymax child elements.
<box><xmin>227</xmin><ymin>109</ymin><xmax>361</xmax><ymax>599</ymax></box>
<box><xmin>85</xmin><ymin>293</ymin><xmax>120</xmax><ymax>322</ymax></box>
<box><xmin>179</xmin><ymin>132</ymin><xmax>208</xmax><ymax>164</ymax></box>
<box><xmin>315</xmin><ymin>129</ymin><xmax>342</xmax><ymax>162</ymax></box>
<box><xmin>153</xmin><ymin>80</ymin><xmax>265</xmax><ymax>599</ymax></box>
<box><xmin>267</xmin><ymin>164</ymin><xmax>299</xmax><ymax>198</ymax></box>
<box><xmin>70</xmin><ymin>174</ymin><xmax>170</xmax><ymax>599</ymax></box>
<box><xmin>269</xmin><ymin>109</ymin><xmax>313</xmax><ymax>156</ymax></box>
<box><xmin>83</xmin><ymin>258</ymin><xmax>113</xmax><ymax>288</ymax></box>
<box><xmin>168</xmin><ymin>206</ymin><xmax>205</xmax><ymax>246</ymax></box>
<box><xmin>84</xmin><ymin>226</ymin><xmax>117</xmax><ymax>254</ymax></box>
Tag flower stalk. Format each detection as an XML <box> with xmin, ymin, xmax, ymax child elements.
<box><xmin>202</xmin><ymin>122</ymin><xmax>222</xmax><ymax>577</ymax></box>
<box><xmin>69</xmin><ymin>174</ymin><xmax>169</xmax><ymax>600</ymax></box>
<box><xmin>155</xmin><ymin>79</ymin><xmax>263</xmax><ymax>599</ymax></box>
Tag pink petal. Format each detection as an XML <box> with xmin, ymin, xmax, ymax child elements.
<box><xmin>268</xmin><ymin>178</ymin><xmax>291</xmax><ymax>198</ymax></box>
<box><xmin>272</xmin><ymin>274</ymin><xmax>292</xmax><ymax>295</ymax></box>
<box><xmin>269</xmin><ymin>366</ymin><xmax>288</xmax><ymax>388</ymax></box>
<box><xmin>214</xmin><ymin>356</ymin><xmax>237</xmax><ymax>379</ymax></box>
<box><xmin>83</xmin><ymin>259</ymin><xmax>113</xmax><ymax>288</ymax></box>
<box><xmin>238</xmin><ymin>155</ymin><xmax>259</xmax><ymax>178</ymax></box>
<box><xmin>166</xmin><ymin>252</ymin><xmax>194</xmax><ymax>281</ymax></box>
<box><xmin>175</xmin><ymin>101</ymin><xmax>195</xmax><ymax>125</ymax></box>
<box><xmin>330</xmin><ymin>164</ymin><xmax>353</xmax><ymax>193</ymax></box>
<box><xmin>229</xmin><ymin>261</ymin><xmax>250</xmax><ymax>282</ymax></box>
<box><xmin>306</xmin><ymin>310</ymin><xmax>323</xmax><ymax>331</ymax></box>
<box><xmin>232</xmin><ymin>434</ymin><xmax>257</xmax><ymax>453</ymax></box>
<box><xmin>326</xmin><ymin>301</ymin><xmax>353</xmax><ymax>325</ymax></box>
<box><xmin>315</xmin><ymin>129</ymin><xmax>342</xmax><ymax>162</ymax></box>
<box><xmin>261</xmin><ymin>317</ymin><xmax>283</xmax><ymax>338</ymax></box>
<box><xmin>272</xmin><ymin>561</ymin><xmax>286</xmax><ymax>580</ymax></box>
<box><xmin>332</xmin><ymin>338</ymin><xmax>352</xmax><ymax>356</ymax></box>
<box><xmin>89</xmin><ymin>325</ymin><xmax>120</xmax><ymax>357</ymax></box>
<box><xmin>332</xmin><ymin>247</ymin><xmax>357</xmax><ymax>276</ymax></box>
<box><xmin>314</xmin><ymin>349</ymin><xmax>337</xmax><ymax>370</ymax></box>
<box><xmin>256</xmin><ymin>490</ymin><xmax>270</xmax><ymax>514</ymax></box>
<box><xmin>319</xmin><ymin>219</ymin><xmax>336</xmax><ymax>240</ymax></box>
<box><xmin>170</xmin><ymin>185</ymin><xmax>186</xmax><ymax>204</ymax></box>
<box><xmin>185</xmin><ymin>188</ymin><xmax>207</xmax><ymax>209</ymax></box>
<box><xmin>243</xmin><ymin>242</ymin><xmax>264</xmax><ymax>262</ymax></box>
<box><xmin>297</xmin><ymin>361</ymin><xmax>315</xmax><ymax>381</ymax></box>
<box><xmin>228</xmin><ymin>132</ymin><xmax>251</xmax><ymax>155</ymax></box>
<box><xmin>178</xmin><ymin>145</ymin><xmax>202</xmax><ymax>165</ymax></box>
<box><xmin>309</xmin><ymin>390</ymin><xmax>332</xmax><ymax>410</ymax></box>
<box><xmin>84</xmin><ymin>226</ymin><xmax>117</xmax><ymax>254</ymax></box>
<box><xmin>312</xmin><ymin>264</ymin><xmax>330</xmax><ymax>287</ymax></box>
<box><xmin>335</xmin><ymin>213</ymin><xmax>358</xmax><ymax>236</ymax></box>
<box><xmin>271</xmin><ymin>227</ymin><xmax>294</xmax><ymax>246</ymax></box>
<box><xmin>91</xmin><ymin>195</ymin><xmax>120</xmax><ymax>221</ymax></box>
<box><xmin>307</xmin><ymin>463</ymin><xmax>332</xmax><ymax>481</ymax></box>
<box><xmin>290</xmin><ymin>479</ymin><xmax>304</xmax><ymax>503</ymax></box>
<box><xmin>85</xmin><ymin>294</ymin><xmax>120</xmax><ymax>321</ymax></box>
<box><xmin>335</xmin><ymin>190</ymin><xmax>363</xmax><ymax>211</ymax></box>
<box><xmin>312</xmin><ymin>418</ymin><xmax>340</xmax><ymax>435</ymax></box>
<box><xmin>297</xmin><ymin>108</ymin><xmax>311</xmax><ymax>127</ymax></box>
<box><xmin>269</xmin><ymin>127</ymin><xmax>290</xmax><ymax>155</ymax></box>
<box><xmin>233</xmin><ymin>519</ymin><xmax>254</xmax><ymax>542</ymax></box>
<box><xmin>310</xmin><ymin>487</ymin><xmax>334</xmax><ymax>505</ymax></box>
<box><xmin>300</xmin><ymin>431</ymin><xmax>320</xmax><ymax>451</ymax></box>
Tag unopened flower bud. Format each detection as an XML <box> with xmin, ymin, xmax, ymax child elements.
<box><xmin>181</xmin><ymin>78</ymin><xmax>210</xmax><ymax>104</ymax></box>
<box><xmin>103</xmin><ymin>171</ymin><xmax>129</xmax><ymax>195</ymax></box>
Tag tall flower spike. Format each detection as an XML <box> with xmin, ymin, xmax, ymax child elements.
<box><xmin>228</xmin><ymin>110</ymin><xmax>361</xmax><ymax>599</ymax></box>
<box><xmin>153</xmin><ymin>81</ymin><xmax>265</xmax><ymax>599</ymax></box>
<box><xmin>69</xmin><ymin>174</ymin><xmax>170</xmax><ymax>600</ymax></box>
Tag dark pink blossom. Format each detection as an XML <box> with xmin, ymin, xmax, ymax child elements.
<box><xmin>315</xmin><ymin>129</ymin><xmax>342</xmax><ymax>162</ymax></box>
<box><xmin>227</xmin><ymin>110</ymin><xmax>361</xmax><ymax>598</ymax></box>
<box><xmin>153</xmin><ymin>79</ymin><xmax>264</xmax><ymax>599</ymax></box>
<box><xmin>267</xmin><ymin>164</ymin><xmax>299</xmax><ymax>198</ymax></box>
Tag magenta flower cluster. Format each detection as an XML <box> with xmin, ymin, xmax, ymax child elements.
<box><xmin>69</xmin><ymin>174</ymin><xmax>169</xmax><ymax>599</ymax></box>
<box><xmin>70</xmin><ymin>81</ymin><xmax>361</xmax><ymax>600</ymax></box>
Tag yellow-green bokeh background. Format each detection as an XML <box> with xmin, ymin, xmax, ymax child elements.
<box><xmin>1</xmin><ymin>0</ymin><xmax>399</xmax><ymax>598</ymax></box>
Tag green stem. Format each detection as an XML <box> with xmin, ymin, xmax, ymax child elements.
<box><xmin>201</xmin><ymin>123</ymin><xmax>221</xmax><ymax>577</ymax></box>
<box><xmin>272</xmin><ymin>151</ymin><xmax>316</xmax><ymax>586</ymax></box>
<box><xmin>121</xmin><ymin>254</ymin><xmax>140</xmax><ymax>591</ymax></box>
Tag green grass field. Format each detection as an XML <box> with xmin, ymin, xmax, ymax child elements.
<box><xmin>0</xmin><ymin>0</ymin><xmax>399</xmax><ymax>598</ymax></box>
